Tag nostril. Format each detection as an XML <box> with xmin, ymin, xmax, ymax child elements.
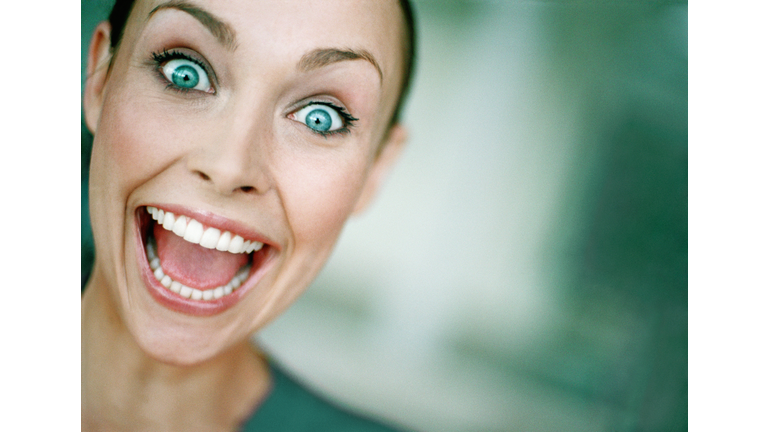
<box><xmin>193</xmin><ymin>170</ymin><xmax>256</xmax><ymax>193</ymax></box>
<box><xmin>196</xmin><ymin>171</ymin><xmax>211</xmax><ymax>181</ymax></box>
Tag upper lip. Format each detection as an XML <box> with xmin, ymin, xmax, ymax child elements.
<box><xmin>142</xmin><ymin>203</ymin><xmax>280</xmax><ymax>251</ymax></box>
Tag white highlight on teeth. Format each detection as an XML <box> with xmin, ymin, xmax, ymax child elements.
<box><xmin>172</xmin><ymin>216</ymin><xmax>187</xmax><ymax>237</ymax></box>
<box><xmin>213</xmin><ymin>287</ymin><xmax>225</xmax><ymax>299</ymax></box>
<box><xmin>247</xmin><ymin>241</ymin><xmax>261</xmax><ymax>253</ymax></box>
<box><xmin>162</xmin><ymin>212</ymin><xmax>174</xmax><ymax>230</ymax></box>
<box><xmin>228</xmin><ymin>235</ymin><xmax>244</xmax><ymax>254</ymax></box>
<box><xmin>146</xmin><ymin>235</ymin><xmax>252</xmax><ymax>302</ymax></box>
<box><xmin>199</xmin><ymin>228</ymin><xmax>221</xmax><ymax>249</ymax></box>
<box><xmin>170</xmin><ymin>281</ymin><xmax>182</xmax><ymax>294</ymax></box>
<box><xmin>183</xmin><ymin>219</ymin><xmax>204</xmax><ymax>243</ymax></box>
<box><xmin>146</xmin><ymin>207</ymin><xmax>263</xmax><ymax>254</ymax></box>
<box><xmin>216</xmin><ymin>231</ymin><xmax>232</xmax><ymax>252</ymax></box>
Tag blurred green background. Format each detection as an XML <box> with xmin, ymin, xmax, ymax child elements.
<box><xmin>82</xmin><ymin>1</ymin><xmax>687</xmax><ymax>431</ymax></box>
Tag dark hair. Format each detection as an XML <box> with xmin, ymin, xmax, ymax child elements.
<box><xmin>107</xmin><ymin>0</ymin><xmax>416</xmax><ymax>125</ymax></box>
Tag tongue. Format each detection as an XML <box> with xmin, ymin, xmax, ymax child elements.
<box><xmin>153</xmin><ymin>223</ymin><xmax>249</xmax><ymax>289</ymax></box>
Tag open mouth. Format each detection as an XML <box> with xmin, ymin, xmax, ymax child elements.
<box><xmin>137</xmin><ymin>205</ymin><xmax>274</xmax><ymax>315</ymax></box>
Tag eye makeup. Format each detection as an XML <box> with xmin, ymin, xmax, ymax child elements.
<box><xmin>289</xmin><ymin>101</ymin><xmax>359</xmax><ymax>137</ymax></box>
<box><xmin>149</xmin><ymin>48</ymin><xmax>217</xmax><ymax>94</ymax></box>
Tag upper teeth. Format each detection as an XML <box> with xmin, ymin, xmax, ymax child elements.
<box><xmin>146</xmin><ymin>207</ymin><xmax>263</xmax><ymax>254</ymax></box>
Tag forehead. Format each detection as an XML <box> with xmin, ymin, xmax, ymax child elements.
<box><xmin>124</xmin><ymin>0</ymin><xmax>405</xmax><ymax>106</ymax></box>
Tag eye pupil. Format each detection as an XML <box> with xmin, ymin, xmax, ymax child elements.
<box><xmin>171</xmin><ymin>65</ymin><xmax>199</xmax><ymax>89</ymax></box>
<box><xmin>306</xmin><ymin>109</ymin><xmax>332</xmax><ymax>132</ymax></box>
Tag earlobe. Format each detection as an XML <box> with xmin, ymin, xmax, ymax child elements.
<box><xmin>84</xmin><ymin>22</ymin><xmax>114</xmax><ymax>134</ymax></box>
<box><xmin>353</xmin><ymin>124</ymin><xmax>408</xmax><ymax>215</ymax></box>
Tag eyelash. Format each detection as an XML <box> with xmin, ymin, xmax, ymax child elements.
<box><xmin>150</xmin><ymin>49</ymin><xmax>214</xmax><ymax>94</ymax></box>
<box><xmin>149</xmin><ymin>50</ymin><xmax>357</xmax><ymax>137</ymax></box>
<box><xmin>300</xmin><ymin>101</ymin><xmax>359</xmax><ymax>137</ymax></box>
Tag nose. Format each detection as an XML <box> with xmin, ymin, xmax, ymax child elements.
<box><xmin>185</xmin><ymin>112</ymin><xmax>273</xmax><ymax>196</ymax></box>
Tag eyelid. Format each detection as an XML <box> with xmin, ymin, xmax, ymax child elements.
<box><xmin>150</xmin><ymin>48</ymin><xmax>218</xmax><ymax>94</ymax></box>
<box><xmin>288</xmin><ymin>100</ymin><xmax>359</xmax><ymax>137</ymax></box>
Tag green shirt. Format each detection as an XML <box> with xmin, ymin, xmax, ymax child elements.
<box><xmin>242</xmin><ymin>363</ymin><xmax>405</xmax><ymax>432</ymax></box>
<box><xmin>82</xmin><ymin>270</ymin><xmax>403</xmax><ymax>431</ymax></box>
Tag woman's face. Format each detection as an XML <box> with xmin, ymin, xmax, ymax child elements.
<box><xmin>84</xmin><ymin>0</ymin><xmax>406</xmax><ymax>365</ymax></box>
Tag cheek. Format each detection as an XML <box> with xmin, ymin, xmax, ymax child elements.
<box><xmin>276</xmin><ymin>153</ymin><xmax>369</xmax><ymax>250</ymax></box>
<box><xmin>93</xmin><ymin>92</ymin><xmax>189</xmax><ymax>200</ymax></box>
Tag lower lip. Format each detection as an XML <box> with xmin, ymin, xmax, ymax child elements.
<box><xmin>134</xmin><ymin>209</ymin><xmax>273</xmax><ymax>316</ymax></box>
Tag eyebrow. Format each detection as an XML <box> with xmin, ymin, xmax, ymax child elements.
<box><xmin>148</xmin><ymin>1</ymin><xmax>237</xmax><ymax>50</ymax></box>
<box><xmin>298</xmin><ymin>48</ymin><xmax>383</xmax><ymax>82</ymax></box>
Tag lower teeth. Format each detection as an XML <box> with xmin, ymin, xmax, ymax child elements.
<box><xmin>146</xmin><ymin>237</ymin><xmax>250</xmax><ymax>301</ymax></box>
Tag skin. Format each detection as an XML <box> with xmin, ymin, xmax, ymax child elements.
<box><xmin>81</xmin><ymin>0</ymin><xmax>407</xmax><ymax>430</ymax></box>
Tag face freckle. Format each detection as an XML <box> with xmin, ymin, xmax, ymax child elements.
<box><xmin>84</xmin><ymin>0</ymin><xmax>407</xmax><ymax>364</ymax></box>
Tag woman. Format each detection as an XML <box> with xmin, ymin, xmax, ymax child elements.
<box><xmin>81</xmin><ymin>0</ymin><xmax>415</xmax><ymax>430</ymax></box>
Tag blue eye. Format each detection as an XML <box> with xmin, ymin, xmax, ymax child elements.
<box><xmin>160</xmin><ymin>58</ymin><xmax>212</xmax><ymax>92</ymax></box>
<box><xmin>293</xmin><ymin>104</ymin><xmax>346</xmax><ymax>133</ymax></box>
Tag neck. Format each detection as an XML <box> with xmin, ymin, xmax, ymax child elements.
<box><xmin>81</xmin><ymin>268</ymin><xmax>271</xmax><ymax>432</ymax></box>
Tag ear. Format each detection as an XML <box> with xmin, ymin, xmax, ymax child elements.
<box><xmin>353</xmin><ymin>124</ymin><xmax>408</xmax><ymax>215</ymax></box>
<box><xmin>84</xmin><ymin>22</ymin><xmax>114</xmax><ymax>134</ymax></box>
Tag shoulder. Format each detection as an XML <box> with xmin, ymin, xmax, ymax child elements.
<box><xmin>241</xmin><ymin>362</ymin><xmax>407</xmax><ymax>432</ymax></box>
